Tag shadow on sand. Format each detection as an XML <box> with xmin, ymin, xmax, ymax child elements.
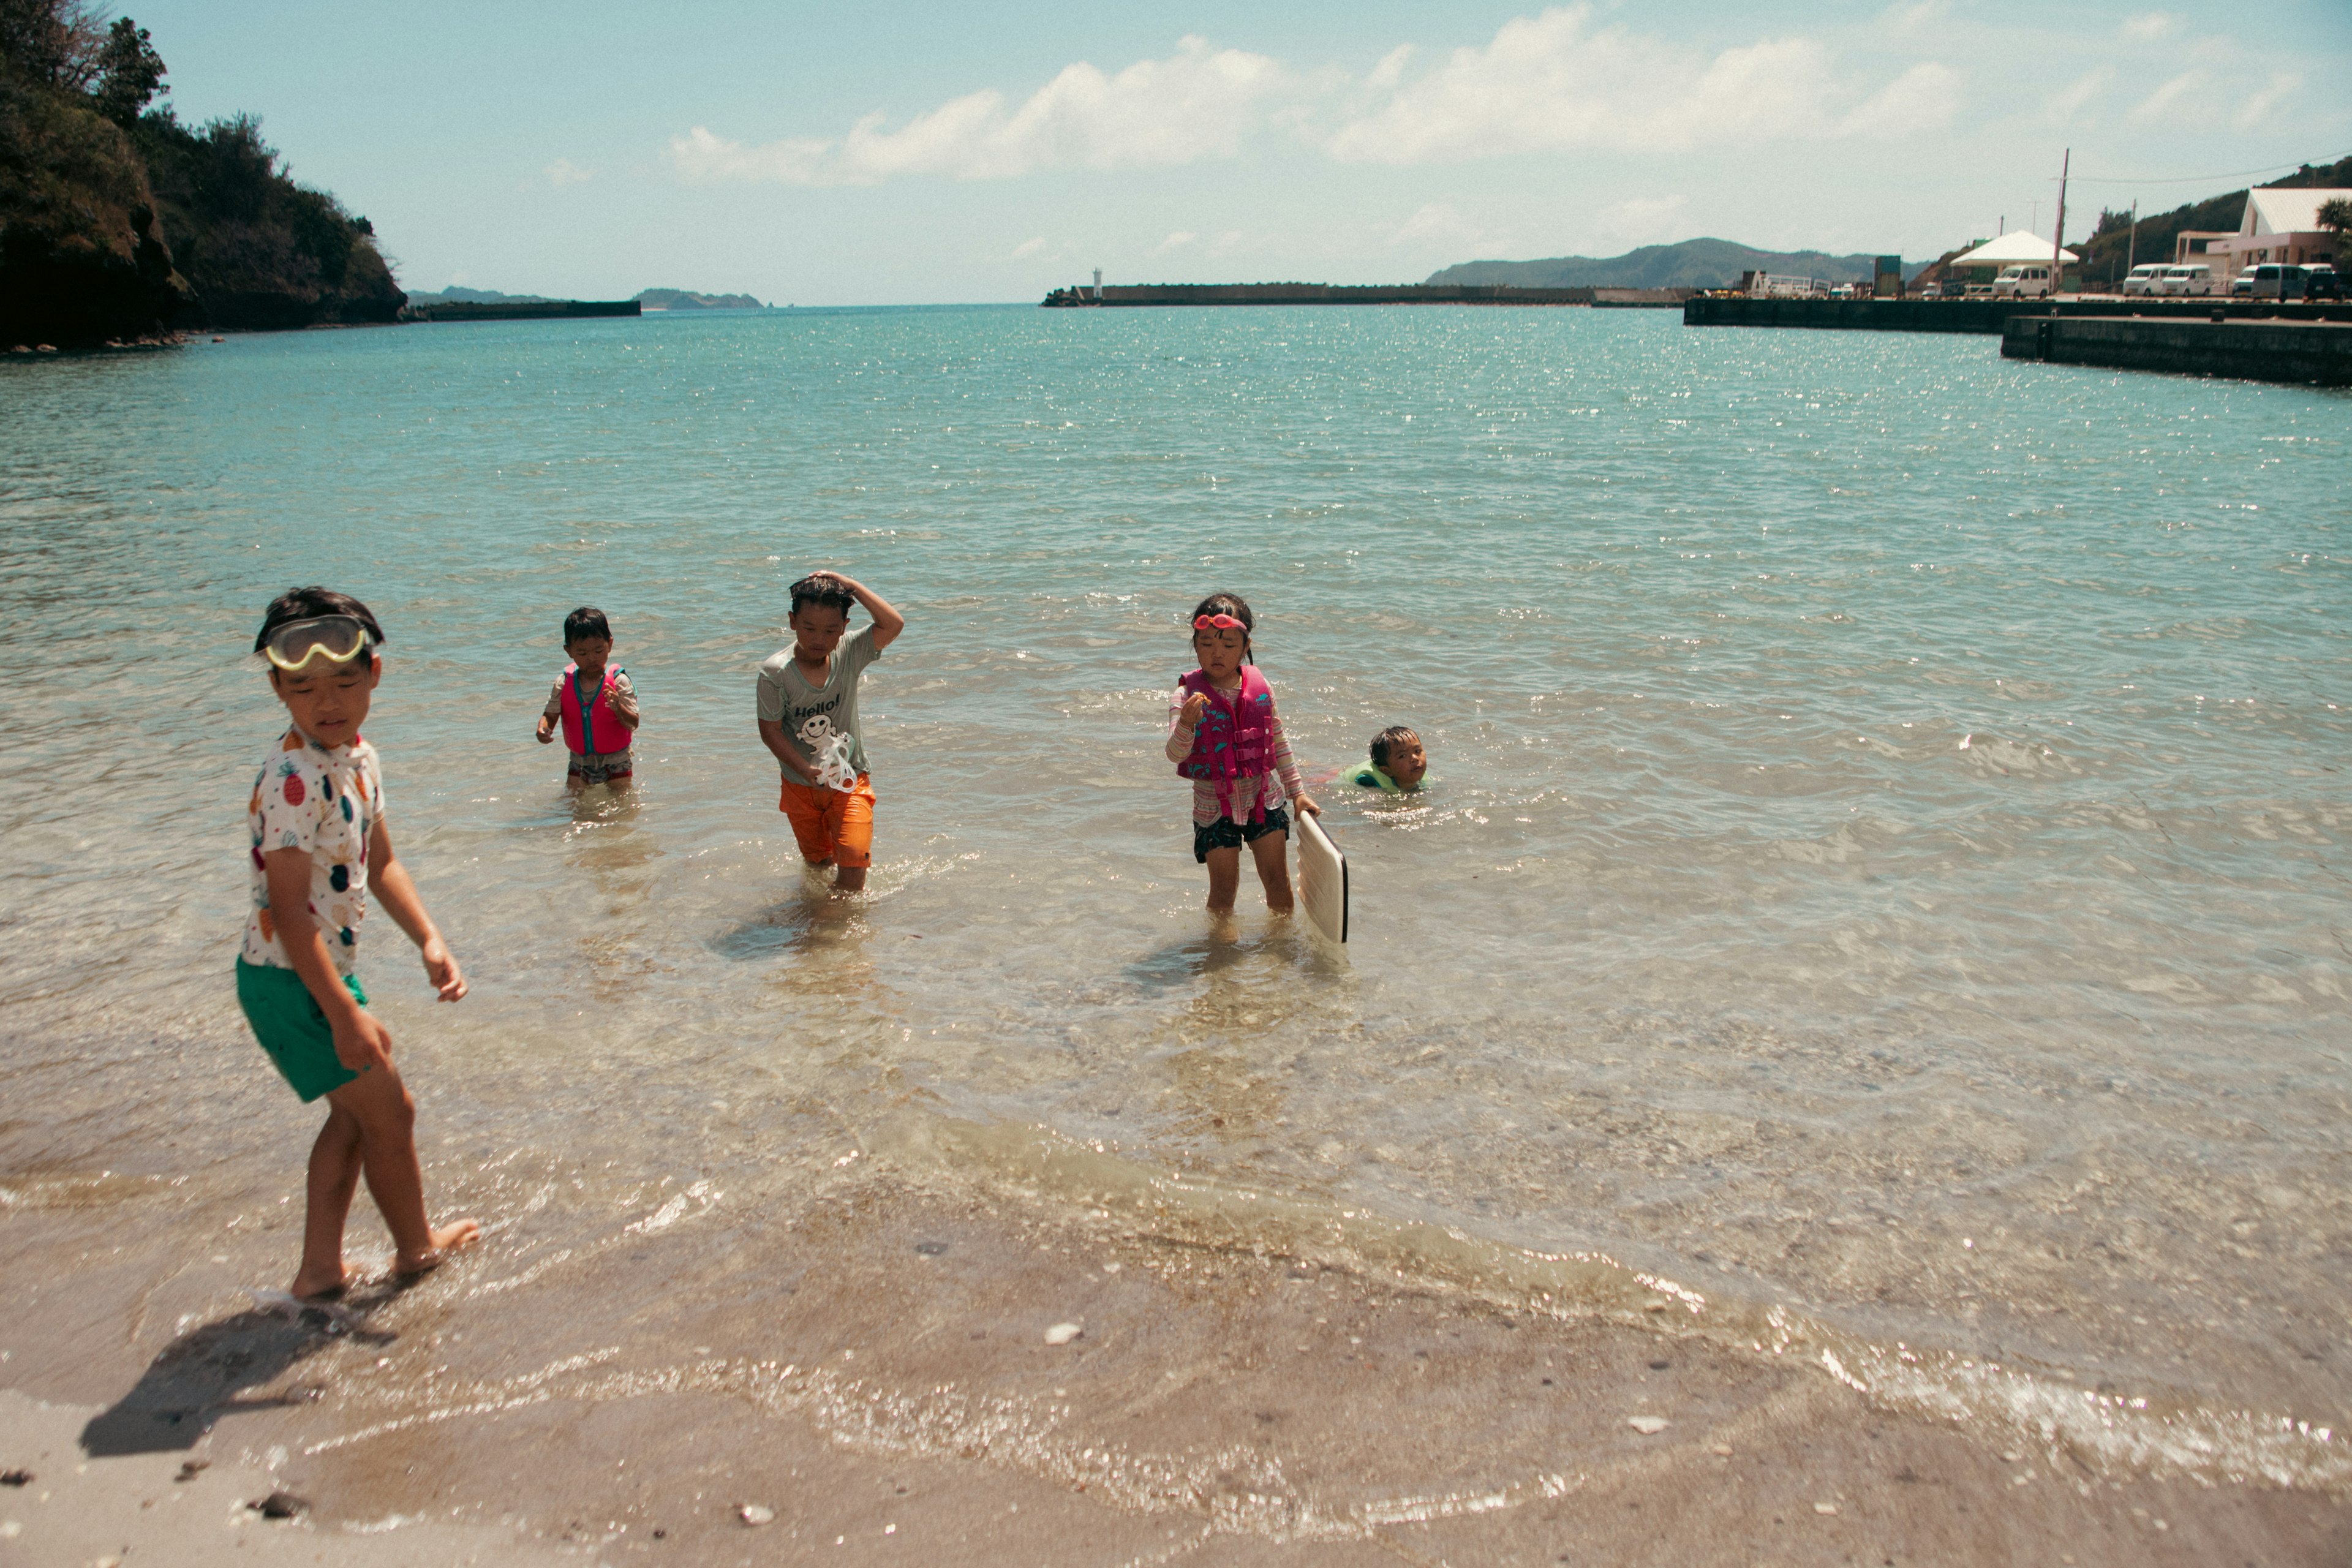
<box><xmin>79</xmin><ymin>1294</ymin><xmax>398</xmax><ymax>1456</ymax></box>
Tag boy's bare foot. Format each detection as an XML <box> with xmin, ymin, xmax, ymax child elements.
<box><xmin>394</xmin><ymin>1218</ymin><xmax>482</xmax><ymax>1277</ymax></box>
<box><xmin>288</xmin><ymin>1265</ymin><xmax>350</xmax><ymax>1302</ymax></box>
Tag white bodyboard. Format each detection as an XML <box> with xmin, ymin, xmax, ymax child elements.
<box><xmin>1295</xmin><ymin>812</ymin><xmax>1348</xmax><ymax>944</ymax></box>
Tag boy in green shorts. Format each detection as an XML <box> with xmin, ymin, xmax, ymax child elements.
<box><xmin>237</xmin><ymin>587</ymin><xmax>479</xmax><ymax>1300</ymax></box>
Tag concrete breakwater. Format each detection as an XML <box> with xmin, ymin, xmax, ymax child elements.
<box><xmin>1683</xmin><ymin>295</ymin><xmax>2352</xmax><ymax>334</ymax></box>
<box><xmin>2001</xmin><ymin>315</ymin><xmax>2352</xmax><ymax>385</ymax></box>
<box><xmin>403</xmin><ymin>299</ymin><xmax>641</xmax><ymax>323</ymax></box>
<box><xmin>1044</xmin><ymin>283</ymin><xmax>1611</xmax><ymax>307</ymax></box>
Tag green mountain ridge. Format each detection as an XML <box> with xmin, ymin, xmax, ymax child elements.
<box><xmin>1427</xmin><ymin>239</ymin><xmax>1907</xmax><ymax>290</ymax></box>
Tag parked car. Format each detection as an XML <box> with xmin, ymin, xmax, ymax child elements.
<box><xmin>1993</xmin><ymin>264</ymin><xmax>2053</xmax><ymax>300</ymax></box>
<box><xmin>2120</xmin><ymin>263</ymin><xmax>2166</xmax><ymax>297</ymax></box>
<box><xmin>2233</xmin><ymin>263</ymin><xmax>2309</xmax><ymax>300</ymax></box>
<box><xmin>2158</xmin><ymin>264</ymin><xmax>2214</xmax><ymax>297</ymax></box>
<box><xmin>1915</xmin><ymin>282</ymin><xmax>1943</xmax><ymax>300</ymax></box>
<box><xmin>2302</xmin><ymin>265</ymin><xmax>2341</xmax><ymax>301</ymax></box>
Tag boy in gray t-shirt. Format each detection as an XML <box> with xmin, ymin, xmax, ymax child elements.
<box><xmin>755</xmin><ymin>571</ymin><xmax>906</xmax><ymax>892</ymax></box>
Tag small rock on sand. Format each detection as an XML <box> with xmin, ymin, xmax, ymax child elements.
<box><xmin>1627</xmin><ymin>1416</ymin><xmax>1670</xmax><ymax>1435</ymax></box>
<box><xmin>740</xmin><ymin>1504</ymin><xmax>775</xmax><ymax>1526</ymax></box>
<box><xmin>0</xmin><ymin>1469</ymin><xmax>29</xmax><ymax>1486</ymax></box>
<box><xmin>252</xmin><ymin>1490</ymin><xmax>307</xmax><ymax>1519</ymax></box>
<box><xmin>1709</xmin><ymin>1443</ymin><xmax>1733</xmax><ymax>1457</ymax></box>
<box><xmin>1044</xmin><ymin>1322</ymin><xmax>1084</xmax><ymax>1346</ymax></box>
<box><xmin>1814</xmin><ymin>1501</ymin><xmax>1839</xmax><ymax>1515</ymax></box>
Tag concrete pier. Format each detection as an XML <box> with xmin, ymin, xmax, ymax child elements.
<box><xmin>1682</xmin><ymin>295</ymin><xmax>2352</xmax><ymax>334</ymax></box>
<box><xmin>1046</xmin><ymin>283</ymin><xmax>1597</xmax><ymax>307</ymax></box>
<box><xmin>404</xmin><ymin>300</ymin><xmax>640</xmax><ymax>323</ymax></box>
<box><xmin>2000</xmin><ymin>315</ymin><xmax>2352</xmax><ymax>385</ymax></box>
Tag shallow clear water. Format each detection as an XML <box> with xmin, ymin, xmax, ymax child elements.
<box><xmin>2</xmin><ymin>306</ymin><xmax>2346</xmax><ymax>1479</ymax></box>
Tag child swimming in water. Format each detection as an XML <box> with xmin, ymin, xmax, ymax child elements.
<box><xmin>1166</xmin><ymin>592</ymin><xmax>1319</xmax><ymax>914</ymax></box>
<box><xmin>1348</xmin><ymin>725</ymin><xmax>1428</xmax><ymax>793</ymax></box>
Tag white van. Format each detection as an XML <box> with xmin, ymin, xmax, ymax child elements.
<box><xmin>2157</xmin><ymin>264</ymin><xmax>2213</xmax><ymax>297</ymax></box>
<box><xmin>2120</xmin><ymin>263</ymin><xmax>2166</xmax><ymax>297</ymax></box>
<box><xmin>1994</xmin><ymin>264</ymin><xmax>2053</xmax><ymax>300</ymax></box>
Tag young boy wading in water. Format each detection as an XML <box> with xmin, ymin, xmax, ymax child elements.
<box><xmin>236</xmin><ymin>589</ymin><xmax>479</xmax><ymax>1298</ymax></box>
<box><xmin>757</xmin><ymin>572</ymin><xmax>905</xmax><ymax>893</ymax></box>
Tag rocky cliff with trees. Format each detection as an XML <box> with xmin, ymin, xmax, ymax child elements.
<box><xmin>1</xmin><ymin>0</ymin><xmax>402</xmax><ymax>347</ymax></box>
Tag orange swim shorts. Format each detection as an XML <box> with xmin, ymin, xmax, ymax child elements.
<box><xmin>777</xmin><ymin>772</ymin><xmax>874</xmax><ymax>869</ymax></box>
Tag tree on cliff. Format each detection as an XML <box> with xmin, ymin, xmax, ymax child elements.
<box><xmin>1</xmin><ymin>0</ymin><xmax>402</xmax><ymax>345</ymax></box>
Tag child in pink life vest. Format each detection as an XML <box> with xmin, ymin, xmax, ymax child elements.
<box><xmin>1166</xmin><ymin>592</ymin><xmax>1321</xmax><ymax>915</ymax></box>
<box><xmin>535</xmin><ymin>606</ymin><xmax>640</xmax><ymax>791</ymax></box>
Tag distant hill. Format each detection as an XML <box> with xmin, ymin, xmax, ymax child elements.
<box><xmin>635</xmin><ymin>287</ymin><xmax>766</xmax><ymax>310</ymax></box>
<box><xmin>1428</xmin><ymin>239</ymin><xmax>1903</xmax><ymax>290</ymax></box>
<box><xmin>404</xmin><ymin>285</ymin><xmax>552</xmax><ymax>306</ymax></box>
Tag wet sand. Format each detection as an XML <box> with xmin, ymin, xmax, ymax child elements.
<box><xmin>4</xmin><ymin>1145</ymin><xmax>2340</xmax><ymax>1566</ymax></box>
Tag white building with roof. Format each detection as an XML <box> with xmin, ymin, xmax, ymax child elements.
<box><xmin>2204</xmin><ymin>187</ymin><xmax>2346</xmax><ymax>281</ymax></box>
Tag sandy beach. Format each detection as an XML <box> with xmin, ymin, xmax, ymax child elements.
<box><xmin>4</xmin><ymin>1121</ymin><xmax>2342</xmax><ymax>1566</ymax></box>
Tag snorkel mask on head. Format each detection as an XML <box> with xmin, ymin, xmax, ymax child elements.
<box><xmin>263</xmin><ymin>614</ymin><xmax>375</xmax><ymax>673</ymax></box>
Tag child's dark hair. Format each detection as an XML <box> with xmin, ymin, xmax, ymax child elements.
<box><xmin>1370</xmin><ymin>725</ymin><xmax>1419</xmax><ymax>769</ymax></box>
<box><xmin>254</xmin><ymin>587</ymin><xmax>383</xmax><ymax>654</ymax></box>
<box><xmin>1189</xmin><ymin>592</ymin><xmax>1254</xmax><ymax>663</ymax></box>
<box><xmin>564</xmin><ymin>606</ymin><xmax>612</xmax><ymax>644</ymax></box>
<box><xmin>791</xmin><ymin>574</ymin><xmax>856</xmax><ymax>616</ymax></box>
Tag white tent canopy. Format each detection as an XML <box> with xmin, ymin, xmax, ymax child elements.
<box><xmin>1945</xmin><ymin>231</ymin><xmax>2080</xmax><ymax>269</ymax></box>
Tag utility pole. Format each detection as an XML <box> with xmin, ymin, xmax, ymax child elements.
<box><xmin>2051</xmin><ymin>148</ymin><xmax>2071</xmax><ymax>298</ymax></box>
<box><xmin>2127</xmin><ymin>199</ymin><xmax>2138</xmax><ymax>274</ymax></box>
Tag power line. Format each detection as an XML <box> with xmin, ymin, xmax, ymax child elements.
<box><xmin>2065</xmin><ymin>152</ymin><xmax>2351</xmax><ymax>187</ymax></box>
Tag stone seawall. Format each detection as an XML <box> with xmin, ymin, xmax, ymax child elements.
<box><xmin>1683</xmin><ymin>296</ymin><xmax>2352</xmax><ymax>334</ymax></box>
<box><xmin>2000</xmin><ymin>315</ymin><xmax>2352</xmax><ymax>385</ymax></box>
<box><xmin>1049</xmin><ymin>284</ymin><xmax>1597</xmax><ymax>307</ymax></box>
<box><xmin>404</xmin><ymin>300</ymin><xmax>641</xmax><ymax>323</ymax></box>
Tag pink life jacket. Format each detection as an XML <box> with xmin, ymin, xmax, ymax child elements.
<box><xmin>1175</xmin><ymin>665</ymin><xmax>1276</xmax><ymax>823</ymax></box>
<box><xmin>558</xmin><ymin>664</ymin><xmax>631</xmax><ymax>755</ymax></box>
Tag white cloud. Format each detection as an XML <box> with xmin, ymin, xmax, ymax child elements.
<box><xmin>2234</xmin><ymin>72</ymin><xmax>2300</xmax><ymax>129</ymax></box>
<box><xmin>2050</xmin><ymin>67</ymin><xmax>2113</xmax><ymax>123</ymax></box>
<box><xmin>1839</xmin><ymin>61</ymin><xmax>1959</xmax><ymax>135</ymax></box>
<box><xmin>1389</xmin><ymin>202</ymin><xmax>1484</xmax><ymax>246</ymax></box>
<box><xmin>546</xmin><ymin>159</ymin><xmax>595</xmax><ymax>187</ymax></box>
<box><xmin>1597</xmin><ymin>193</ymin><xmax>1688</xmax><ymax>244</ymax></box>
<box><xmin>2120</xmin><ymin>11</ymin><xmax>2177</xmax><ymax>40</ymax></box>
<box><xmin>2127</xmin><ymin>69</ymin><xmax>2203</xmax><ymax>123</ymax></box>
<box><xmin>1366</xmin><ymin>45</ymin><xmax>1415</xmax><ymax>90</ymax></box>
<box><xmin>1322</xmin><ymin>5</ymin><xmax>1948</xmax><ymax>162</ymax></box>
<box><xmin>1012</xmin><ymin>236</ymin><xmax>1048</xmax><ymax>258</ymax></box>
<box><xmin>1155</xmin><ymin>230</ymin><xmax>1199</xmax><ymax>254</ymax></box>
<box><xmin>1879</xmin><ymin>0</ymin><xmax>1948</xmax><ymax>33</ymax></box>
<box><xmin>671</xmin><ymin>36</ymin><xmax>1289</xmax><ymax>185</ymax></box>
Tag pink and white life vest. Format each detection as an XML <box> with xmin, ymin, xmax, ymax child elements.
<box><xmin>1175</xmin><ymin>666</ymin><xmax>1276</xmax><ymax>823</ymax></box>
<box><xmin>559</xmin><ymin>664</ymin><xmax>630</xmax><ymax>755</ymax></box>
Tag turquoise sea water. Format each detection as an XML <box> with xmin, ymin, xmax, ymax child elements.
<box><xmin>2</xmin><ymin>306</ymin><xmax>2346</xmax><ymax>1482</ymax></box>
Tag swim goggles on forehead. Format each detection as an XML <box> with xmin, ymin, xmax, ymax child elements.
<box><xmin>262</xmin><ymin>614</ymin><xmax>374</xmax><ymax>671</ymax></box>
<box><xmin>1193</xmin><ymin>614</ymin><xmax>1246</xmax><ymax>632</ymax></box>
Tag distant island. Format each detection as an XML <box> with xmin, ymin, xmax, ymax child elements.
<box><xmin>635</xmin><ymin>288</ymin><xmax>767</xmax><ymax>311</ymax></box>
<box><xmin>1428</xmin><ymin>239</ymin><xmax>1912</xmax><ymax>291</ymax></box>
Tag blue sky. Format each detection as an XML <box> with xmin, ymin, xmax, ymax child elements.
<box><xmin>129</xmin><ymin>0</ymin><xmax>2350</xmax><ymax>303</ymax></box>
